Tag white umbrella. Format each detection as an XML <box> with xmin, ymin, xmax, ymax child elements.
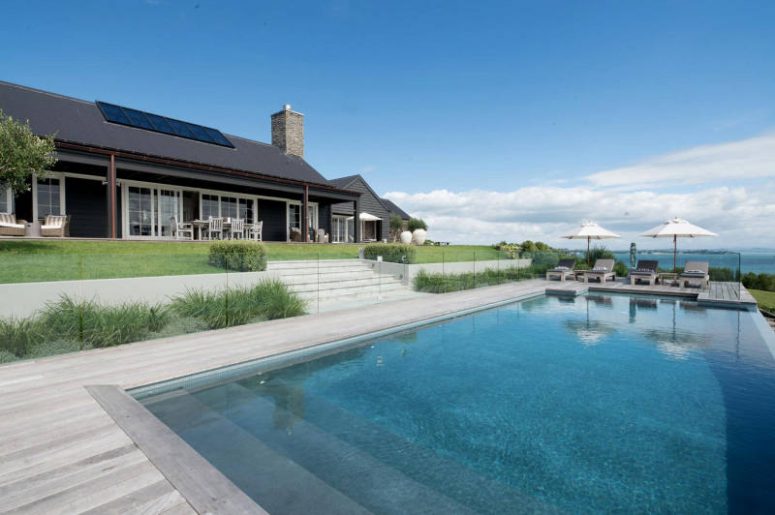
<box><xmin>640</xmin><ymin>217</ymin><xmax>717</xmax><ymax>272</ymax></box>
<box><xmin>562</xmin><ymin>221</ymin><xmax>621</xmax><ymax>265</ymax></box>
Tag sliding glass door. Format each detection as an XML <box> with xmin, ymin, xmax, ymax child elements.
<box><xmin>157</xmin><ymin>189</ymin><xmax>179</xmax><ymax>237</ymax></box>
<box><xmin>128</xmin><ymin>187</ymin><xmax>153</xmax><ymax>236</ymax></box>
<box><xmin>127</xmin><ymin>185</ymin><xmax>181</xmax><ymax>238</ymax></box>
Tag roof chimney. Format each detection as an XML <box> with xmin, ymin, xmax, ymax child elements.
<box><xmin>271</xmin><ymin>104</ymin><xmax>304</xmax><ymax>158</ymax></box>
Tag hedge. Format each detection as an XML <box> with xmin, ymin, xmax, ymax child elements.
<box><xmin>208</xmin><ymin>241</ymin><xmax>267</xmax><ymax>272</ymax></box>
<box><xmin>363</xmin><ymin>243</ymin><xmax>416</xmax><ymax>264</ymax></box>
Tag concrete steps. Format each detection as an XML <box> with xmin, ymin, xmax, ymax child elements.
<box><xmin>268</xmin><ymin>259</ymin><xmax>417</xmax><ymax>306</ymax></box>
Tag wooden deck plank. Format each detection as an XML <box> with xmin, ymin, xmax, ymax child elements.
<box><xmin>0</xmin><ymin>280</ymin><xmax>547</xmax><ymax>514</ymax></box>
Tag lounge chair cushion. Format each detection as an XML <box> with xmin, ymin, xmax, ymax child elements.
<box><xmin>684</xmin><ymin>269</ymin><xmax>705</xmax><ymax>274</ymax></box>
<box><xmin>682</xmin><ymin>271</ymin><xmax>707</xmax><ymax>277</ymax></box>
<box><xmin>635</xmin><ymin>268</ymin><xmax>654</xmax><ymax>273</ymax></box>
<box><xmin>592</xmin><ymin>267</ymin><xmax>609</xmax><ymax>272</ymax></box>
<box><xmin>554</xmin><ymin>266</ymin><xmax>569</xmax><ymax>271</ymax></box>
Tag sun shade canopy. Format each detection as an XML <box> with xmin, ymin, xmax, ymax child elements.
<box><xmin>563</xmin><ymin>222</ymin><xmax>621</xmax><ymax>240</ymax></box>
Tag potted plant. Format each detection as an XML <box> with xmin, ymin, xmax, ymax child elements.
<box><xmin>400</xmin><ymin>230</ymin><xmax>413</xmax><ymax>244</ymax></box>
<box><xmin>408</xmin><ymin>217</ymin><xmax>428</xmax><ymax>245</ymax></box>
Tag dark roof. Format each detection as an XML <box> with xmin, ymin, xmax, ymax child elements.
<box><xmin>0</xmin><ymin>81</ymin><xmax>331</xmax><ymax>186</ymax></box>
<box><xmin>381</xmin><ymin>198</ymin><xmax>410</xmax><ymax>219</ymax></box>
<box><xmin>328</xmin><ymin>175</ymin><xmax>359</xmax><ymax>188</ymax></box>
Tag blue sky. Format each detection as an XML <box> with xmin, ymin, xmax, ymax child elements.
<box><xmin>3</xmin><ymin>0</ymin><xmax>774</xmax><ymax>247</ymax></box>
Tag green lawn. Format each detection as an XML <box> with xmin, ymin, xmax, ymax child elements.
<box><xmin>0</xmin><ymin>240</ymin><xmax>504</xmax><ymax>284</ymax></box>
<box><xmin>750</xmin><ymin>289</ymin><xmax>775</xmax><ymax>312</ymax></box>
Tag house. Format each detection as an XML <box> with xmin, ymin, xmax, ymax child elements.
<box><xmin>329</xmin><ymin>174</ymin><xmax>397</xmax><ymax>243</ymax></box>
<box><xmin>0</xmin><ymin>81</ymin><xmax>406</xmax><ymax>242</ymax></box>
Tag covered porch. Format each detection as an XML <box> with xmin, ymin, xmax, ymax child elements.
<box><xmin>3</xmin><ymin>148</ymin><xmax>364</xmax><ymax>243</ymax></box>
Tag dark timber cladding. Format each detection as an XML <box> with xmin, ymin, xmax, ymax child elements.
<box><xmin>0</xmin><ymin>81</ymin><xmax>364</xmax><ymax>241</ymax></box>
<box><xmin>330</xmin><ymin>175</ymin><xmax>390</xmax><ymax>241</ymax></box>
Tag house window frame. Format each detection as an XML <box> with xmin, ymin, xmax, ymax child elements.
<box><xmin>286</xmin><ymin>200</ymin><xmax>319</xmax><ymax>242</ymax></box>
<box><xmin>32</xmin><ymin>172</ymin><xmax>66</xmax><ymax>221</ymax></box>
<box><xmin>0</xmin><ymin>185</ymin><xmax>12</xmax><ymax>214</ymax></box>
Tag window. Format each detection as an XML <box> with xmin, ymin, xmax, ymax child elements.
<box><xmin>289</xmin><ymin>204</ymin><xmax>301</xmax><ymax>230</ymax></box>
<box><xmin>37</xmin><ymin>178</ymin><xmax>61</xmax><ymax>219</ymax></box>
<box><xmin>0</xmin><ymin>187</ymin><xmax>11</xmax><ymax>213</ymax></box>
<box><xmin>239</xmin><ymin>198</ymin><xmax>253</xmax><ymax>223</ymax></box>
<box><xmin>201</xmin><ymin>194</ymin><xmax>219</xmax><ymax>219</ymax></box>
<box><xmin>221</xmin><ymin>196</ymin><xmax>238</xmax><ymax>219</ymax></box>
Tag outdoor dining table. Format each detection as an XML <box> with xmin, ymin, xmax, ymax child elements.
<box><xmin>191</xmin><ymin>219</ymin><xmax>231</xmax><ymax>240</ymax></box>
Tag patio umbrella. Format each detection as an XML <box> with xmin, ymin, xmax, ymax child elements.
<box><xmin>640</xmin><ymin>217</ymin><xmax>717</xmax><ymax>272</ymax></box>
<box><xmin>562</xmin><ymin>222</ymin><xmax>621</xmax><ymax>265</ymax></box>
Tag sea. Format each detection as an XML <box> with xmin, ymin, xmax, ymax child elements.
<box><xmin>609</xmin><ymin>250</ymin><xmax>775</xmax><ymax>274</ymax></box>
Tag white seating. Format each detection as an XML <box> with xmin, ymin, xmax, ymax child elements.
<box><xmin>40</xmin><ymin>214</ymin><xmax>70</xmax><ymax>237</ymax></box>
<box><xmin>0</xmin><ymin>213</ymin><xmax>27</xmax><ymax>236</ymax></box>
<box><xmin>203</xmin><ymin>217</ymin><xmax>224</xmax><ymax>240</ymax></box>
<box><xmin>247</xmin><ymin>220</ymin><xmax>263</xmax><ymax>241</ymax></box>
<box><xmin>170</xmin><ymin>217</ymin><xmax>193</xmax><ymax>240</ymax></box>
<box><xmin>228</xmin><ymin>218</ymin><xmax>245</xmax><ymax>240</ymax></box>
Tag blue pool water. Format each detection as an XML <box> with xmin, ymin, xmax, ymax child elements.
<box><xmin>137</xmin><ymin>294</ymin><xmax>775</xmax><ymax>514</ymax></box>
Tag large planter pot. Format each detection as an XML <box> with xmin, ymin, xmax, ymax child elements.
<box><xmin>412</xmin><ymin>229</ymin><xmax>427</xmax><ymax>245</ymax></box>
<box><xmin>400</xmin><ymin>231</ymin><xmax>413</xmax><ymax>244</ymax></box>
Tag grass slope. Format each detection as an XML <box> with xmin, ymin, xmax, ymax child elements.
<box><xmin>0</xmin><ymin>240</ymin><xmax>503</xmax><ymax>284</ymax></box>
<box><xmin>750</xmin><ymin>289</ymin><xmax>775</xmax><ymax>312</ymax></box>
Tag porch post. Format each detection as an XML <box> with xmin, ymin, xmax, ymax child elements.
<box><xmin>107</xmin><ymin>154</ymin><xmax>117</xmax><ymax>239</ymax></box>
<box><xmin>354</xmin><ymin>198</ymin><xmax>361</xmax><ymax>243</ymax></box>
<box><xmin>302</xmin><ymin>184</ymin><xmax>309</xmax><ymax>243</ymax></box>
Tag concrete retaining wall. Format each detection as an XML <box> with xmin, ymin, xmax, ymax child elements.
<box><xmin>0</xmin><ymin>270</ymin><xmax>279</xmax><ymax>319</ymax></box>
<box><xmin>362</xmin><ymin>258</ymin><xmax>533</xmax><ymax>285</ymax></box>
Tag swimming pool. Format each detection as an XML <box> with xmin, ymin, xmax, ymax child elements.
<box><xmin>135</xmin><ymin>294</ymin><xmax>775</xmax><ymax>514</ymax></box>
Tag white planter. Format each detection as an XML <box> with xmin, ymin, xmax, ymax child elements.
<box><xmin>412</xmin><ymin>229</ymin><xmax>427</xmax><ymax>245</ymax></box>
<box><xmin>399</xmin><ymin>231</ymin><xmax>413</xmax><ymax>244</ymax></box>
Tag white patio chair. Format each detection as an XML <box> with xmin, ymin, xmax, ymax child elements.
<box><xmin>247</xmin><ymin>220</ymin><xmax>263</xmax><ymax>241</ymax></box>
<box><xmin>170</xmin><ymin>217</ymin><xmax>193</xmax><ymax>240</ymax></box>
<box><xmin>228</xmin><ymin>218</ymin><xmax>245</xmax><ymax>240</ymax></box>
<box><xmin>203</xmin><ymin>217</ymin><xmax>224</xmax><ymax>240</ymax></box>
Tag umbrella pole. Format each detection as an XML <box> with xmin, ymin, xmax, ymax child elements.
<box><xmin>587</xmin><ymin>237</ymin><xmax>591</xmax><ymax>266</ymax></box>
<box><xmin>673</xmin><ymin>234</ymin><xmax>677</xmax><ymax>273</ymax></box>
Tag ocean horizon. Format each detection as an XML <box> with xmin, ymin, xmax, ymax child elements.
<box><xmin>605</xmin><ymin>250</ymin><xmax>775</xmax><ymax>274</ymax></box>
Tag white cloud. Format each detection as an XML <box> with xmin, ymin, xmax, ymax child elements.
<box><xmin>585</xmin><ymin>133</ymin><xmax>775</xmax><ymax>188</ymax></box>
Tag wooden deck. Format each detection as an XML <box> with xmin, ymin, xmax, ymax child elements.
<box><xmin>0</xmin><ymin>280</ymin><xmax>547</xmax><ymax>514</ymax></box>
<box><xmin>545</xmin><ymin>278</ymin><xmax>758</xmax><ymax>309</ymax></box>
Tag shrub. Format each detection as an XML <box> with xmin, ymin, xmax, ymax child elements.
<box><xmin>413</xmin><ymin>266</ymin><xmax>535</xmax><ymax>293</ymax></box>
<box><xmin>0</xmin><ymin>317</ymin><xmax>44</xmax><ymax>357</ymax></box>
<box><xmin>252</xmin><ymin>280</ymin><xmax>307</xmax><ymax>320</ymax></box>
<box><xmin>407</xmin><ymin>218</ymin><xmax>427</xmax><ymax>232</ymax></box>
<box><xmin>170</xmin><ymin>279</ymin><xmax>305</xmax><ymax>329</ymax></box>
<box><xmin>709</xmin><ymin>267</ymin><xmax>739</xmax><ymax>282</ymax></box>
<box><xmin>39</xmin><ymin>296</ymin><xmax>169</xmax><ymax>349</ymax></box>
<box><xmin>363</xmin><ymin>243</ymin><xmax>416</xmax><ymax>264</ymax></box>
<box><xmin>208</xmin><ymin>241</ymin><xmax>267</xmax><ymax>272</ymax></box>
<box><xmin>588</xmin><ymin>246</ymin><xmax>615</xmax><ymax>262</ymax></box>
<box><xmin>389</xmin><ymin>215</ymin><xmax>404</xmax><ymax>242</ymax></box>
<box><xmin>613</xmin><ymin>261</ymin><xmax>629</xmax><ymax>277</ymax></box>
<box><xmin>742</xmin><ymin>272</ymin><xmax>775</xmax><ymax>292</ymax></box>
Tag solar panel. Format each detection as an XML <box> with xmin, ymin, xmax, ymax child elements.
<box><xmin>96</xmin><ymin>101</ymin><xmax>234</xmax><ymax>148</ymax></box>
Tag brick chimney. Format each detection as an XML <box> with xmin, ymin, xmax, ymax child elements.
<box><xmin>271</xmin><ymin>104</ymin><xmax>304</xmax><ymax>158</ymax></box>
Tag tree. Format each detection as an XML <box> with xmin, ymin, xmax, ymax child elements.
<box><xmin>389</xmin><ymin>214</ymin><xmax>404</xmax><ymax>241</ymax></box>
<box><xmin>0</xmin><ymin>110</ymin><xmax>56</xmax><ymax>194</ymax></box>
<box><xmin>407</xmin><ymin>217</ymin><xmax>427</xmax><ymax>232</ymax></box>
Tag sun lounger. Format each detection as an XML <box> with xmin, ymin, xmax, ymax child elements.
<box><xmin>582</xmin><ymin>259</ymin><xmax>616</xmax><ymax>283</ymax></box>
<box><xmin>545</xmin><ymin>259</ymin><xmax>577</xmax><ymax>282</ymax></box>
<box><xmin>629</xmin><ymin>260</ymin><xmax>659</xmax><ymax>286</ymax></box>
<box><xmin>680</xmin><ymin>261</ymin><xmax>709</xmax><ymax>288</ymax></box>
